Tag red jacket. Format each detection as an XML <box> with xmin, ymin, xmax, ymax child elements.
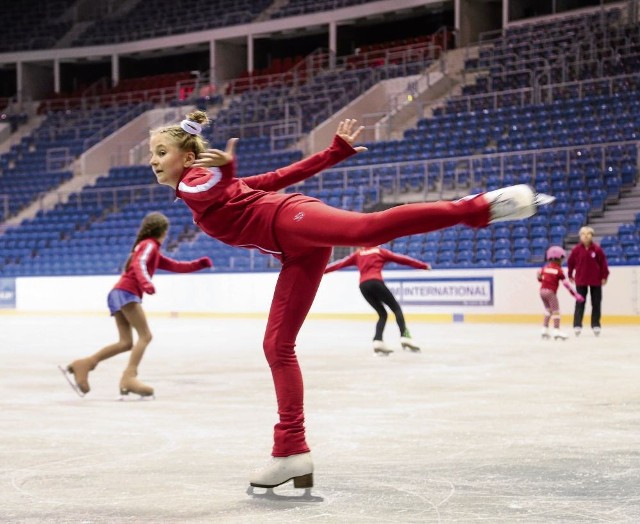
<box><xmin>567</xmin><ymin>242</ymin><xmax>609</xmax><ymax>286</ymax></box>
<box><xmin>175</xmin><ymin>135</ymin><xmax>356</xmax><ymax>256</ymax></box>
<box><xmin>537</xmin><ymin>261</ymin><xmax>565</xmax><ymax>293</ymax></box>
<box><xmin>114</xmin><ymin>238</ymin><xmax>211</xmax><ymax>297</ymax></box>
<box><xmin>324</xmin><ymin>247</ymin><xmax>429</xmax><ymax>283</ymax></box>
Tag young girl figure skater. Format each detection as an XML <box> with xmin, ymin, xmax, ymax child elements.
<box><xmin>149</xmin><ymin>110</ymin><xmax>554</xmax><ymax>490</ymax></box>
<box><xmin>538</xmin><ymin>245</ymin><xmax>584</xmax><ymax>340</ymax></box>
<box><xmin>61</xmin><ymin>212</ymin><xmax>212</xmax><ymax>398</ymax></box>
<box><xmin>324</xmin><ymin>246</ymin><xmax>431</xmax><ymax>354</ymax></box>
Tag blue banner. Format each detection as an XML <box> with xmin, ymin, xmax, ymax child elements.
<box><xmin>0</xmin><ymin>278</ymin><xmax>16</xmax><ymax>309</ymax></box>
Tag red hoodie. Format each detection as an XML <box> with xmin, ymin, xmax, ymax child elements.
<box><xmin>567</xmin><ymin>242</ymin><xmax>609</xmax><ymax>286</ymax></box>
<box><xmin>114</xmin><ymin>238</ymin><xmax>211</xmax><ymax>297</ymax></box>
<box><xmin>175</xmin><ymin>135</ymin><xmax>356</xmax><ymax>256</ymax></box>
<box><xmin>324</xmin><ymin>247</ymin><xmax>430</xmax><ymax>283</ymax></box>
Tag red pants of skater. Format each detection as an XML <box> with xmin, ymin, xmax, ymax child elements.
<box><xmin>264</xmin><ymin>196</ymin><xmax>490</xmax><ymax>456</ymax></box>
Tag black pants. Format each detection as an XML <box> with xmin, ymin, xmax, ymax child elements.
<box><xmin>359</xmin><ymin>279</ymin><xmax>406</xmax><ymax>341</ymax></box>
<box><xmin>573</xmin><ymin>285</ymin><xmax>603</xmax><ymax>328</ymax></box>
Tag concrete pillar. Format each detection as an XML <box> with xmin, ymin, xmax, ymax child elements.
<box><xmin>111</xmin><ymin>54</ymin><xmax>119</xmax><ymax>87</ymax></box>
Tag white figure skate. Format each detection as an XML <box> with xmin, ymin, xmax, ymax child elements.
<box><xmin>247</xmin><ymin>452</ymin><xmax>321</xmax><ymax>500</ymax></box>
<box><xmin>373</xmin><ymin>340</ymin><xmax>393</xmax><ymax>355</ymax></box>
<box><xmin>400</xmin><ymin>336</ymin><xmax>421</xmax><ymax>352</ymax></box>
<box><xmin>484</xmin><ymin>185</ymin><xmax>555</xmax><ymax>223</ymax></box>
<box><xmin>553</xmin><ymin>329</ymin><xmax>569</xmax><ymax>340</ymax></box>
<box><xmin>574</xmin><ymin>327</ymin><xmax>582</xmax><ymax>337</ymax></box>
<box><xmin>541</xmin><ymin>327</ymin><xmax>550</xmax><ymax>340</ymax></box>
<box><xmin>592</xmin><ymin>327</ymin><xmax>601</xmax><ymax>337</ymax></box>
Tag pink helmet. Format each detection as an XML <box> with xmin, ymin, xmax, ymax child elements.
<box><xmin>546</xmin><ymin>246</ymin><xmax>566</xmax><ymax>260</ymax></box>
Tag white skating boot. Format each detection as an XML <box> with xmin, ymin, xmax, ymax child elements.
<box><xmin>400</xmin><ymin>336</ymin><xmax>421</xmax><ymax>352</ymax></box>
<box><xmin>541</xmin><ymin>327</ymin><xmax>550</xmax><ymax>339</ymax></box>
<box><xmin>249</xmin><ymin>452</ymin><xmax>314</xmax><ymax>489</ymax></box>
<box><xmin>484</xmin><ymin>185</ymin><xmax>555</xmax><ymax>223</ymax></box>
<box><xmin>119</xmin><ymin>369</ymin><xmax>154</xmax><ymax>397</ymax></box>
<box><xmin>373</xmin><ymin>340</ymin><xmax>393</xmax><ymax>355</ymax></box>
<box><xmin>574</xmin><ymin>327</ymin><xmax>582</xmax><ymax>337</ymax></box>
<box><xmin>553</xmin><ymin>329</ymin><xmax>569</xmax><ymax>340</ymax></box>
<box><xmin>592</xmin><ymin>327</ymin><xmax>601</xmax><ymax>336</ymax></box>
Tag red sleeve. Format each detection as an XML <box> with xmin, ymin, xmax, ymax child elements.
<box><xmin>380</xmin><ymin>248</ymin><xmax>429</xmax><ymax>270</ymax></box>
<box><xmin>558</xmin><ymin>267</ymin><xmax>566</xmax><ymax>280</ymax></box>
<box><xmin>242</xmin><ymin>136</ymin><xmax>356</xmax><ymax>192</ymax></box>
<box><xmin>178</xmin><ymin>162</ymin><xmax>235</xmax><ymax>202</ymax></box>
<box><xmin>597</xmin><ymin>245</ymin><xmax>610</xmax><ymax>280</ymax></box>
<box><xmin>324</xmin><ymin>253</ymin><xmax>358</xmax><ymax>273</ymax></box>
<box><xmin>131</xmin><ymin>240</ymin><xmax>157</xmax><ymax>291</ymax></box>
<box><xmin>157</xmin><ymin>254</ymin><xmax>207</xmax><ymax>273</ymax></box>
<box><xmin>567</xmin><ymin>247</ymin><xmax>576</xmax><ymax>279</ymax></box>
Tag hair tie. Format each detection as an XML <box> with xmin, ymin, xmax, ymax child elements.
<box><xmin>180</xmin><ymin>119</ymin><xmax>202</xmax><ymax>135</ymax></box>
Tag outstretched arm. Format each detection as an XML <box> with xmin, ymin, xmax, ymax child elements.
<box><xmin>324</xmin><ymin>253</ymin><xmax>358</xmax><ymax>274</ymax></box>
<box><xmin>381</xmin><ymin>248</ymin><xmax>431</xmax><ymax>270</ymax></box>
<box><xmin>242</xmin><ymin>119</ymin><xmax>367</xmax><ymax>192</ymax></box>
<box><xmin>562</xmin><ymin>280</ymin><xmax>585</xmax><ymax>302</ymax></box>
<box><xmin>158</xmin><ymin>254</ymin><xmax>213</xmax><ymax>273</ymax></box>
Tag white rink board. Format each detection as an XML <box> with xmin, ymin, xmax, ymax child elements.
<box><xmin>10</xmin><ymin>266</ymin><xmax>640</xmax><ymax>318</ymax></box>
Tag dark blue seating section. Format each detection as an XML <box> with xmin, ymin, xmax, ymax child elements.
<box><xmin>600</xmin><ymin>217</ymin><xmax>640</xmax><ymax>265</ymax></box>
<box><xmin>213</xmin><ymin>65</ymin><xmax>427</xmax><ymax>145</ymax></box>
<box><xmin>462</xmin><ymin>8</ymin><xmax>626</xmax><ymax>98</ymax></box>
<box><xmin>0</xmin><ymin>138</ymin><xmax>308</xmax><ymax>276</ymax></box>
<box><xmin>0</xmin><ymin>104</ymin><xmax>151</xmax><ymax>223</ymax></box>
<box><xmin>72</xmin><ymin>0</ymin><xmax>271</xmax><ymax>47</ymax></box>
<box><xmin>0</xmin><ymin>0</ymin><xmax>75</xmax><ymax>52</ymax></box>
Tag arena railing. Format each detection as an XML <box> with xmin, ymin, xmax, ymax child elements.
<box><xmin>224</xmin><ymin>41</ymin><xmax>442</xmax><ymax>96</ymax></box>
<box><xmin>284</xmin><ymin>139</ymin><xmax>639</xmax><ymax>202</ymax></box>
<box><xmin>447</xmin><ymin>70</ymin><xmax>640</xmax><ymax>112</ymax></box>
<box><xmin>30</xmin><ymin>139</ymin><xmax>637</xmax><ymax>219</ymax></box>
<box><xmin>37</xmin><ymin>77</ymin><xmax>199</xmax><ymax>112</ymax></box>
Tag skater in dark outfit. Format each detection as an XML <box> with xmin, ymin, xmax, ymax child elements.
<box><xmin>324</xmin><ymin>246</ymin><xmax>431</xmax><ymax>354</ymax></box>
<box><xmin>148</xmin><ymin>109</ymin><xmax>554</xmax><ymax>491</ymax></box>
<box><xmin>62</xmin><ymin>212</ymin><xmax>212</xmax><ymax>397</ymax></box>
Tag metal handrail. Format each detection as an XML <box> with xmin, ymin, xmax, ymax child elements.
<box><xmin>27</xmin><ymin>139</ymin><xmax>637</xmax><ymax>216</ymax></box>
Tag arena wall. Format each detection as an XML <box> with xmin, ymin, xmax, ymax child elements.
<box><xmin>4</xmin><ymin>266</ymin><xmax>639</xmax><ymax>323</ymax></box>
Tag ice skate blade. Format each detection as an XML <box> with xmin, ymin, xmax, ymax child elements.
<box><xmin>401</xmin><ymin>344</ymin><xmax>421</xmax><ymax>352</ymax></box>
<box><xmin>534</xmin><ymin>193</ymin><xmax>556</xmax><ymax>206</ymax></box>
<box><xmin>57</xmin><ymin>364</ymin><xmax>85</xmax><ymax>398</ymax></box>
<box><xmin>246</xmin><ymin>485</ymin><xmax>323</xmax><ymax>502</ymax></box>
<box><xmin>541</xmin><ymin>334</ymin><xmax>550</xmax><ymax>340</ymax></box>
<box><xmin>119</xmin><ymin>391</ymin><xmax>155</xmax><ymax>401</ymax></box>
<box><xmin>553</xmin><ymin>336</ymin><xmax>568</xmax><ymax>341</ymax></box>
<box><xmin>374</xmin><ymin>348</ymin><xmax>393</xmax><ymax>356</ymax></box>
<box><xmin>250</xmin><ymin>472</ymin><xmax>313</xmax><ymax>490</ymax></box>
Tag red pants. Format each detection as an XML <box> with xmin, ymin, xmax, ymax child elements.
<box><xmin>264</xmin><ymin>196</ymin><xmax>490</xmax><ymax>456</ymax></box>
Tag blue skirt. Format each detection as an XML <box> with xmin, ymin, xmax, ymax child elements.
<box><xmin>107</xmin><ymin>288</ymin><xmax>141</xmax><ymax>316</ymax></box>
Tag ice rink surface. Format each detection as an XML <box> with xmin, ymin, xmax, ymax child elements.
<box><xmin>1</xmin><ymin>314</ymin><xmax>639</xmax><ymax>523</ymax></box>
